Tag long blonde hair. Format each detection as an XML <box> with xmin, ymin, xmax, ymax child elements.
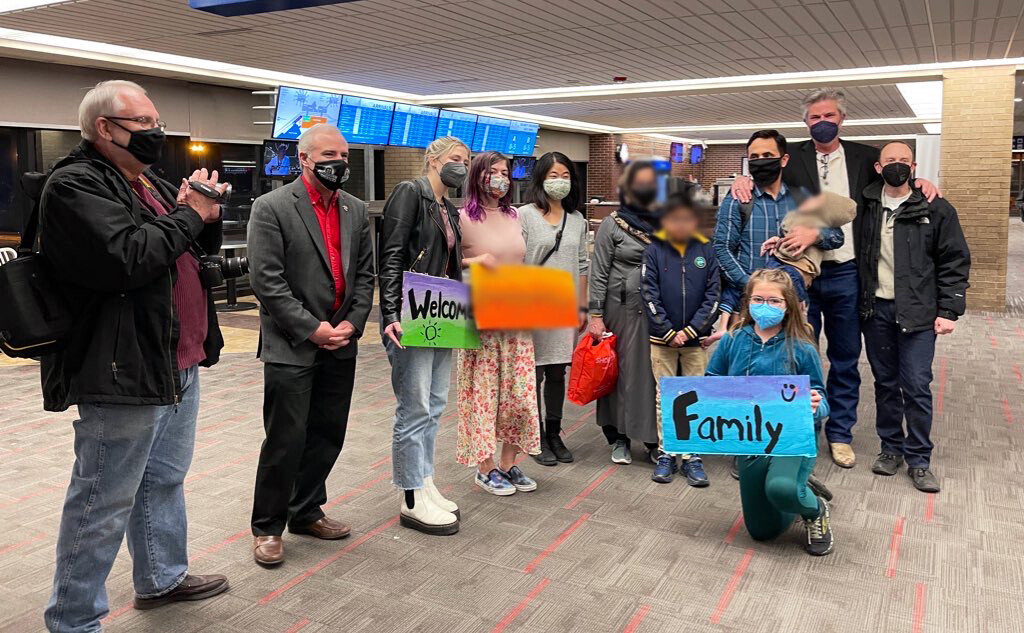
<box><xmin>731</xmin><ymin>268</ymin><xmax>815</xmax><ymax>367</ymax></box>
<box><xmin>422</xmin><ymin>136</ymin><xmax>469</xmax><ymax>176</ymax></box>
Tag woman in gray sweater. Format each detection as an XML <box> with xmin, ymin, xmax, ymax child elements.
<box><xmin>519</xmin><ymin>152</ymin><xmax>589</xmax><ymax>466</ymax></box>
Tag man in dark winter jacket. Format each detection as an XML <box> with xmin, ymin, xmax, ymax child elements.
<box><xmin>642</xmin><ymin>188</ymin><xmax>721</xmax><ymax>487</ymax></box>
<box><xmin>39</xmin><ymin>80</ymin><xmax>230</xmax><ymax>633</ymax></box>
<box><xmin>857</xmin><ymin>141</ymin><xmax>970</xmax><ymax>494</ymax></box>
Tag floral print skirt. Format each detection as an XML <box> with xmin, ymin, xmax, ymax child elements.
<box><xmin>456</xmin><ymin>330</ymin><xmax>541</xmax><ymax>466</ymax></box>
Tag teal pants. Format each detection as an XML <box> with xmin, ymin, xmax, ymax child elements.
<box><xmin>738</xmin><ymin>454</ymin><xmax>821</xmax><ymax>541</ymax></box>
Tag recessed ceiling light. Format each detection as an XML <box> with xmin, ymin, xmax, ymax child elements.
<box><xmin>1016</xmin><ymin>97</ymin><xmax>1023</xmax><ymax>102</ymax></box>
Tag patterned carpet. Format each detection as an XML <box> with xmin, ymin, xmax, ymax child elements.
<box><xmin>1</xmin><ymin>220</ymin><xmax>1023</xmax><ymax>632</ymax></box>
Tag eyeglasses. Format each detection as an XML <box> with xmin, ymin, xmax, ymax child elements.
<box><xmin>749</xmin><ymin>296</ymin><xmax>785</xmax><ymax>308</ymax></box>
<box><xmin>104</xmin><ymin>116</ymin><xmax>167</xmax><ymax>131</ymax></box>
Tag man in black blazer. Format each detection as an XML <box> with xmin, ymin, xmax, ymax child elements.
<box><xmin>731</xmin><ymin>89</ymin><xmax>940</xmax><ymax>471</ymax></box>
<box><xmin>246</xmin><ymin>124</ymin><xmax>375</xmax><ymax>566</ymax></box>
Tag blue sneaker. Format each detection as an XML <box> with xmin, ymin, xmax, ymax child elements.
<box><xmin>476</xmin><ymin>469</ymin><xmax>517</xmax><ymax>496</ymax></box>
<box><xmin>501</xmin><ymin>465</ymin><xmax>538</xmax><ymax>492</ymax></box>
<box><xmin>682</xmin><ymin>456</ymin><xmax>709</xmax><ymax>487</ymax></box>
<box><xmin>651</xmin><ymin>454</ymin><xmax>678</xmax><ymax>483</ymax></box>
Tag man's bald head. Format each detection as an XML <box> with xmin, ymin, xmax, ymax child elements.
<box><xmin>298</xmin><ymin>124</ymin><xmax>348</xmax><ymax>158</ymax></box>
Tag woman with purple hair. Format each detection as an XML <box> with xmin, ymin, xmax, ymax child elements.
<box><xmin>457</xmin><ymin>151</ymin><xmax>541</xmax><ymax>496</ymax></box>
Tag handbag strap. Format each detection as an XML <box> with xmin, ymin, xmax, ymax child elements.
<box><xmin>537</xmin><ymin>209</ymin><xmax>570</xmax><ymax>266</ymax></box>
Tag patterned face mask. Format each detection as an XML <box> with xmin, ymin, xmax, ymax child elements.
<box><xmin>543</xmin><ymin>178</ymin><xmax>571</xmax><ymax>200</ymax></box>
<box><xmin>488</xmin><ymin>174</ymin><xmax>510</xmax><ymax>196</ymax></box>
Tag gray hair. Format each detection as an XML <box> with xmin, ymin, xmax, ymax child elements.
<box><xmin>297</xmin><ymin>123</ymin><xmax>346</xmax><ymax>155</ymax></box>
<box><xmin>802</xmin><ymin>88</ymin><xmax>847</xmax><ymax>120</ymax></box>
<box><xmin>79</xmin><ymin>80</ymin><xmax>146</xmax><ymax>141</ymax></box>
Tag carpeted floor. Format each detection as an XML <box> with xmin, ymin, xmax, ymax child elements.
<box><xmin>1</xmin><ymin>220</ymin><xmax>1023</xmax><ymax>633</ymax></box>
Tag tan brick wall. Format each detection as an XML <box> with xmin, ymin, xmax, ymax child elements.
<box><xmin>940</xmin><ymin>65</ymin><xmax>1014</xmax><ymax>311</ymax></box>
<box><xmin>382</xmin><ymin>146</ymin><xmax>425</xmax><ymax>197</ymax></box>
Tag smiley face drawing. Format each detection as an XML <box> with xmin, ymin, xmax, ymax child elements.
<box><xmin>780</xmin><ymin>383</ymin><xmax>798</xmax><ymax>402</ymax></box>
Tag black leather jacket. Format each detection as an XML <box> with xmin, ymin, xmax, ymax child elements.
<box><xmin>378</xmin><ymin>177</ymin><xmax>462</xmax><ymax>326</ymax></box>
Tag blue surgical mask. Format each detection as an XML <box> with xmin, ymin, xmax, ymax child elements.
<box><xmin>809</xmin><ymin>120</ymin><xmax>839</xmax><ymax>144</ymax></box>
<box><xmin>750</xmin><ymin>303</ymin><xmax>786</xmax><ymax>329</ymax></box>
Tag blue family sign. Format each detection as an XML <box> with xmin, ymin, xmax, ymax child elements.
<box><xmin>659</xmin><ymin>375</ymin><xmax>817</xmax><ymax>457</ymax></box>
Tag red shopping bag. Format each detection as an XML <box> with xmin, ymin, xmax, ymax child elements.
<box><xmin>567</xmin><ymin>333</ymin><xmax>618</xmax><ymax>406</ymax></box>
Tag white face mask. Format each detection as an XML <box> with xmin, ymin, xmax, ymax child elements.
<box><xmin>488</xmin><ymin>174</ymin><xmax>510</xmax><ymax>196</ymax></box>
<box><xmin>543</xmin><ymin>178</ymin><xmax>571</xmax><ymax>200</ymax></box>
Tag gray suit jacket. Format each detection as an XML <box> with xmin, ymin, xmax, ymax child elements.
<box><xmin>247</xmin><ymin>177</ymin><xmax>375</xmax><ymax>366</ymax></box>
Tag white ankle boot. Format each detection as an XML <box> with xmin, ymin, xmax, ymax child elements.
<box><xmin>400</xmin><ymin>488</ymin><xmax>459</xmax><ymax>536</ymax></box>
<box><xmin>423</xmin><ymin>476</ymin><xmax>460</xmax><ymax>518</ymax></box>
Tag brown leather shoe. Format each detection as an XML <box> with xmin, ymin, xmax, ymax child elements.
<box><xmin>133</xmin><ymin>574</ymin><xmax>229</xmax><ymax>610</ymax></box>
<box><xmin>253</xmin><ymin>535</ymin><xmax>284</xmax><ymax>566</ymax></box>
<box><xmin>830</xmin><ymin>442</ymin><xmax>856</xmax><ymax>468</ymax></box>
<box><xmin>289</xmin><ymin>516</ymin><xmax>351</xmax><ymax>540</ymax></box>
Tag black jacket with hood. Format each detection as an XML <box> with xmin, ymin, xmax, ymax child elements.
<box><xmin>37</xmin><ymin>141</ymin><xmax>224</xmax><ymax>412</ymax></box>
<box><xmin>856</xmin><ymin>181</ymin><xmax>970</xmax><ymax>333</ymax></box>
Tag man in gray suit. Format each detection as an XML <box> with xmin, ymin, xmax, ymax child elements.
<box><xmin>246</xmin><ymin>124</ymin><xmax>375</xmax><ymax>566</ymax></box>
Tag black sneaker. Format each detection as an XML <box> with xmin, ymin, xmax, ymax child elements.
<box><xmin>908</xmin><ymin>467</ymin><xmax>940</xmax><ymax>493</ymax></box>
<box><xmin>548</xmin><ymin>435</ymin><xmax>574</xmax><ymax>463</ymax></box>
<box><xmin>871</xmin><ymin>453</ymin><xmax>904</xmax><ymax>476</ymax></box>
<box><xmin>532</xmin><ymin>436</ymin><xmax>557</xmax><ymax>467</ymax></box>
<box><xmin>803</xmin><ymin>498</ymin><xmax>834</xmax><ymax>556</ymax></box>
<box><xmin>730</xmin><ymin>456</ymin><xmax>740</xmax><ymax>481</ymax></box>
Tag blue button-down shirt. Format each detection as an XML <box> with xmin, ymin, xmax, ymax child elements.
<box><xmin>713</xmin><ymin>184</ymin><xmax>844</xmax><ymax>304</ymax></box>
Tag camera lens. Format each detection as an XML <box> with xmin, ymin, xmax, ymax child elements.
<box><xmin>222</xmin><ymin>256</ymin><xmax>249</xmax><ymax>279</ymax></box>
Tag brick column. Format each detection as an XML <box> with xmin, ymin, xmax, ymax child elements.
<box><xmin>940</xmin><ymin>65</ymin><xmax>1014</xmax><ymax>311</ymax></box>
<box><xmin>382</xmin><ymin>147</ymin><xmax>425</xmax><ymax>197</ymax></box>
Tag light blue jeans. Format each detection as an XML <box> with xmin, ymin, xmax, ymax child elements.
<box><xmin>45</xmin><ymin>366</ymin><xmax>200</xmax><ymax>633</ymax></box>
<box><xmin>385</xmin><ymin>340</ymin><xmax>451</xmax><ymax>490</ymax></box>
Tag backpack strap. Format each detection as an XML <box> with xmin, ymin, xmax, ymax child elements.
<box><xmin>738</xmin><ymin>199</ymin><xmax>754</xmax><ymax>230</ymax></box>
<box><xmin>17</xmin><ymin>172</ymin><xmax>47</xmax><ymax>255</ymax></box>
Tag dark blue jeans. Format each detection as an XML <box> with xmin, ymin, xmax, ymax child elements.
<box><xmin>806</xmin><ymin>260</ymin><xmax>861</xmax><ymax>444</ymax></box>
<box><xmin>862</xmin><ymin>299</ymin><xmax>936</xmax><ymax>468</ymax></box>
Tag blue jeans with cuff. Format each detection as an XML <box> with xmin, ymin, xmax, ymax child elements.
<box><xmin>45</xmin><ymin>366</ymin><xmax>200</xmax><ymax>633</ymax></box>
<box><xmin>385</xmin><ymin>339</ymin><xmax>452</xmax><ymax>490</ymax></box>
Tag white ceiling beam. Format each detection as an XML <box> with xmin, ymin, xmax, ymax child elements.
<box><xmin>624</xmin><ymin>117</ymin><xmax>939</xmax><ymax>135</ymax></box>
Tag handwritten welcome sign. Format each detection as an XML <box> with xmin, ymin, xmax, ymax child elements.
<box><xmin>659</xmin><ymin>375</ymin><xmax>817</xmax><ymax>457</ymax></box>
<box><xmin>401</xmin><ymin>272</ymin><xmax>480</xmax><ymax>349</ymax></box>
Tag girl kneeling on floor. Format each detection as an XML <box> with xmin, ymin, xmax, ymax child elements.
<box><xmin>705</xmin><ymin>268</ymin><xmax>834</xmax><ymax>556</ymax></box>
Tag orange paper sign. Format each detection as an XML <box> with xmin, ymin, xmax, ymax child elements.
<box><xmin>470</xmin><ymin>264</ymin><xmax>578</xmax><ymax>331</ymax></box>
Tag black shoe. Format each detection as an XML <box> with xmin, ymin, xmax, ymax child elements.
<box><xmin>548</xmin><ymin>434</ymin><xmax>574</xmax><ymax>463</ymax></box>
<box><xmin>806</xmin><ymin>473</ymin><xmax>833</xmax><ymax>502</ymax></box>
<box><xmin>871</xmin><ymin>453</ymin><xmax>904</xmax><ymax>476</ymax></box>
<box><xmin>730</xmin><ymin>456</ymin><xmax>740</xmax><ymax>481</ymax></box>
<box><xmin>908</xmin><ymin>467</ymin><xmax>940</xmax><ymax>493</ymax></box>
<box><xmin>803</xmin><ymin>499</ymin><xmax>834</xmax><ymax>556</ymax></box>
<box><xmin>532</xmin><ymin>436</ymin><xmax>557</xmax><ymax>466</ymax></box>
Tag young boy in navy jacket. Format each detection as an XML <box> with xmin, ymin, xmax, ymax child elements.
<box><xmin>642</xmin><ymin>187</ymin><xmax>721</xmax><ymax>486</ymax></box>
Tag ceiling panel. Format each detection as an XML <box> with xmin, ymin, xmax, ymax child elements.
<box><xmin>695</xmin><ymin>122</ymin><xmax>928</xmax><ymax>141</ymax></box>
<box><xmin>0</xmin><ymin>0</ymin><xmax>1021</xmax><ymax>95</ymax></box>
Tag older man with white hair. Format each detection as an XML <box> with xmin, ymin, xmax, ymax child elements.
<box><xmin>39</xmin><ymin>80</ymin><xmax>230</xmax><ymax>633</ymax></box>
<box><xmin>247</xmin><ymin>123</ymin><xmax>375</xmax><ymax>566</ymax></box>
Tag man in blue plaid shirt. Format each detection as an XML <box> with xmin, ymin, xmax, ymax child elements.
<box><xmin>712</xmin><ymin>130</ymin><xmax>844</xmax><ymax>319</ymax></box>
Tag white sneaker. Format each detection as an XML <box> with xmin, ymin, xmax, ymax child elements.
<box><xmin>400</xmin><ymin>489</ymin><xmax>459</xmax><ymax>536</ymax></box>
<box><xmin>423</xmin><ymin>476</ymin><xmax>460</xmax><ymax>518</ymax></box>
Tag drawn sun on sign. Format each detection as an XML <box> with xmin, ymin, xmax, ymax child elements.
<box><xmin>420</xmin><ymin>320</ymin><xmax>443</xmax><ymax>346</ymax></box>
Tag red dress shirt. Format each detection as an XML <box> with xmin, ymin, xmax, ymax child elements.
<box><xmin>301</xmin><ymin>174</ymin><xmax>345</xmax><ymax>311</ymax></box>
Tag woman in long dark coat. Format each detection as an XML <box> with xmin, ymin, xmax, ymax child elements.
<box><xmin>587</xmin><ymin>161</ymin><xmax>660</xmax><ymax>465</ymax></box>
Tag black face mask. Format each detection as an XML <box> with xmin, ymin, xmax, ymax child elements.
<box><xmin>748</xmin><ymin>157</ymin><xmax>783</xmax><ymax>187</ymax></box>
<box><xmin>631</xmin><ymin>186</ymin><xmax>657</xmax><ymax>207</ymax></box>
<box><xmin>311</xmin><ymin>159</ymin><xmax>350</xmax><ymax>191</ymax></box>
<box><xmin>107</xmin><ymin>118</ymin><xmax>165</xmax><ymax>165</ymax></box>
<box><xmin>881</xmin><ymin>162</ymin><xmax>912</xmax><ymax>188</ymax></box>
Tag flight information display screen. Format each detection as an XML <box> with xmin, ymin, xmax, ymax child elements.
<box><xmin>435</xmin><ymin>110</ymin><xmax>478</xmax><ymax>145</ymax></box>
<box><xmin>338</xmin><ymin>95</ymin><xmax>395</xmax><ymax>145</ymax></box>
<box><xmin>471</xmin><ymin>116</ymin><xmax>511</xmax><ymax>153</ymax></box>
<box><xmin>505</xmin><ymin>120</ymin><xmax>539</xmax><ymax>156</ymax></box>
<box><xmin>272</xmin><ymin>86</ymin><xmax>343</xmax><ymax>140</ymax></box>
<box><xmin>389</xmin><ymin>103</ymin><xmax>440</xmax><ymax>148</ymax></box>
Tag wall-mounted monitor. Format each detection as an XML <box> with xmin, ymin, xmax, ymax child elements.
<box><xmin>388</xmin><ymin>103</ymin><xmax>440</xmax><ymax>148</ymax></box>
<box><xmin>690</xmin><ymin>144</ymin><xmax>704</xmax><ymax>164</ymax></box>
<box><xmin>472</xmin><ymin>116</ymin><xmax>511</xmax><ymax>153</ymax></box>
<box><xmin>261</xmin><ymin>139</ymin><xmax>301</xmax><ymax>177</ymax></box>
<box><xmin>435</xmin><ymin>110</ymin><xmax>478</xmax><ymax>146</ymax></box>
<box><xmin>272</xmin><ymin>86</ymin><xmax>343</xmax><ymax>140</ymax></box>
<box><xmin>338</xmin><ymin>95</ymin><xmax>395</xmax><ymax>146</ymax></box>
<box><xmin>670</xmin><ymin>142</ymin><xmax>685</xmax><ymax>163</ymax></box>
<box><xmin>511</xmin><ymin>156</ymin><xmax>536</xmax><ymax>180</ymax></box>
<box><xmin>505</xmin><ymin>121</ymin><xmax>539</xmax><ymax>156</ymax></box>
